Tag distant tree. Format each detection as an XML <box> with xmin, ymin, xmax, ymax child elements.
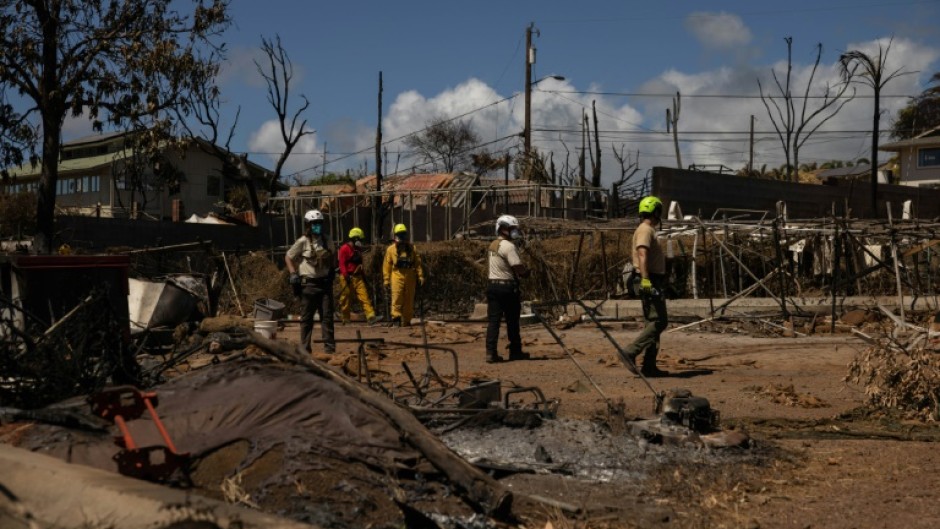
<box><xmin>610</xmin><ymin>145</ymin><xmax>640</xmax><ymax>215</ymax></box>
<box><xmin>840</xmin><ymin>38</ymin><xmax>911</xmax><ymax>214</ymax></box>
<box><xmin>0</xmin><ymin>0</ymin><xmax>230</xmax><ymax>253</ymax></box>
<box><xmin>255</xmin><ymin>34</ymin><xmax>313</xmax><ymax>194</ymax></box>
<box><xmin>759</xmin><ymin>38</ymin><xmax>854</xmax><ymax>181</ymax></box>
<box><xmin>0</xmin><ymin>190</ymin><xmax>36</xmax><ymax>237</ymax></box>
<box><xmin>891</xmin><ymin>72</ymin><xmax>940</xmax><ymax>139</ymax></box>
<box><xmin>470</xmin><ymin>150</ymin><xmax>509</xmax><ymax>176</ymax></box>
<box><xmin>404</xmin><ymin>116</ymin><xmax>479</xmax><ymax>173</ymax></box>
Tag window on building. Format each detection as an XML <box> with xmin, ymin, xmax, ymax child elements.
<box><xmin>918</xmin><ymin>147</ymin><xmax>940</xmax><ymax>167</ymax></box>
<box><xmin>207</xmin><ymin>174</ymin><xmax>221</xmax><ymax>197</ymax></box>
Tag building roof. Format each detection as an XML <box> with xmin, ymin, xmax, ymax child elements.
<box><xmin>289</xmin><ymin>183</ymin><xmax>355</xmax><ymax>197</ymax></box>
<box><xmin>880</xmin><ymin>126</ymin><xmax>940</xmax><ymax>151</ymax></box>
<box><xmin>816</xmin><ymin>164</ymin><xmax>872</xmax><ymax>179</ymax></box>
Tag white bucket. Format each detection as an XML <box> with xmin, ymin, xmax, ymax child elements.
<box><xmin>254</xmin><ymin>320</ymin><xmax>278</xmax><ymax>339</ymax></box>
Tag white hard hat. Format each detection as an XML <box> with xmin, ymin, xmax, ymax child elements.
<box><xmin>304</xmin><ymin>209</ymin><xmax>324</xmax><ymax>222</ymax></box>
<box><xmin>495</xmin><ymin>214</ymin><xmax>519</xmax><ymax>232</ymax></box>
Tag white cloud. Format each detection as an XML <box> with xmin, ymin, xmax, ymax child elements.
<box><xmin>316</xmin><ymin>37</ymin><xmax>938</xmax><ymax>185</ymax></box>
<box><xmin>247</xmin><ymin>119</ymin><xmax>319</xmax><ymax>177</ymax></box>
<box><xmin>636</xmin><ymin>37</ymin><xmax>939</xmax><ymax>172</ymax></box>
<box><xmin>685</xmin><ymin>12</ymin><xmax>753</xmax><ymax>50</ymax></box>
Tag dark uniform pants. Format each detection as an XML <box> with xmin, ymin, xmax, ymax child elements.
<box><xmin>300</xmin><ymin>279</ymin><xmax>335</xmax><ymax>353</ymax></box>
<box><xmin>485</xmin><ymin>282</ymin><xmax>522</xmax><ymax>356</ymax></box>
<box><xmin>625</xmin><ymin>274</ymin><xmax>668</xmax><ymax>368</ymax></box>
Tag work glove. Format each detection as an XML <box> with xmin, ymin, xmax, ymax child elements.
<box><xmin>640</xmin><ymin>277</ymin><xmax>653</xmax><ymax>295</ymax></box>
<box><xmin>418</xmin><ymin>277</ymin><xmax>425</xmax><ymax>288</ymax></box>
<box><xmin>289</xmin><ymin>272</ymin><xmax>302</xmax><ymax>297</ymax></box>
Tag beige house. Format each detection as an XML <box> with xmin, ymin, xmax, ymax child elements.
<box><xmin>3</xmin><ymin>132</ymin><xmax>275</xmax><ymax>220</ymax></box>
<box><xmin>880</xmin><ymin>126</ymin><xmax>940</xmax><ymax>188</ymax></box>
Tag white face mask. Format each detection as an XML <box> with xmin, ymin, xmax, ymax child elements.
<box><xmin>509</xmin><ymin>228</ymin><xmax>522</xmax><ymax>241</ymax></box>
<box><xmin>353</xmin><ymin>240</ymin><xmax>363</xmax><ymax>248</ymax></box>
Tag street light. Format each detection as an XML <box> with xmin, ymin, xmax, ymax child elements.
<box><xmin>524</xmin><ymin>74</ymin><xmax>565</xmax><ymax>157</ymax></box>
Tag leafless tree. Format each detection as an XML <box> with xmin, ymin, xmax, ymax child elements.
<box><xmin>840</xmin><ymin>38</ymin><xmax>910</xmax><ymax>214</ymax></box>
<box><xmin>256</xmin><ymin>34</ymin><xmax>313</xmax><ymax>194</ymax></box>
<box><xmin>611</xmin><ymin>145</ymin><xmax>640</xmax><ymax>216</ymax></box>
<box><xmin>404</xmin><ymin>116</ymin><xmax>479</xmax><ymax>173</ymax></box>
<box><xmin>759</xmin><ymin>38</ymin><xmax>854</xmax><ymax>181</ymax></box>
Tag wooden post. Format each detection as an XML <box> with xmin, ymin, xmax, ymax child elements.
<box><xmin>599</xmin><ymin>230</ymin><xmax>610</xmax><ymax>298</ymax></box>
<box><xmin>887</xmin><ymin>202</ymin><xmax>905</xmax><ymax>322</ymax></box>
<box><xmin>772</xmin><ymin>218</ymin><xmax>790</xmax><ymax>319</ymax></box>
<box><xmin>569</xmin><ymin>232</ymin><xmax>585</xmax><ymax>300</ymax></box>
<box><xmin>831</xmin><ymin>222</ymin><xmax>841</xmax><ymax>333</ymax></box>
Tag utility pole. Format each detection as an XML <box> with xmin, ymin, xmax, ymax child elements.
<box><xmin>749</xmin><ymin>114</ymin><xmax>755</xmax><ymax>175</ymax></box>
<box><xmin>667</xmin><ymin>91</ymin><xmax>682</xmax><ymax>170</ymax></box>
<box><xmin>523</xmin><ymin>23</ymin><xmax>538</xmax><ymax>157</ymax></box>
<box><xmin>375</xmin><ymin>71</ymin><xmax>383</xmax><ymax>192</ymax></box>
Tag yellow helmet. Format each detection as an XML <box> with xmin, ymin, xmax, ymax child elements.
<box><xmin>393</xmin><ymin>223</ymin><xmax>408</xmax><ymax>234</ymax></box>
<box><xmin>638</xmin><ymin>196</ymin><xmax>663</xmax><ymax>216</ymax></box>
<box><xmin>348</xmin><ymin>227</ymin><xmax>365</xmax><ymax>240</ymax></box>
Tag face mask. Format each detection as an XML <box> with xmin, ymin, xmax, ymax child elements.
<box><xmin>396</xmin><ymin>233</ymin><xmax>407</xmax><ymax>242</ymax></box>
<box><xmin>311</xmin><ymin>223</ymin><xmax>322</xmax><ymax>235</ymax></box>
<box><xmin>353</xmin><ymin>240</ymin><xmax>363</xmax><ymax>248</ymax></box>
<box><xmin>509</xmin><ymin>228</ymin><xmax>522</xmax><ymax>241</ymax></box>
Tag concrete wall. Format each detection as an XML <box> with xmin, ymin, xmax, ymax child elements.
<box><xmin>653</xmin><ymin>167</ymin><xmax>940</xmax><ymax>219</ymax></box>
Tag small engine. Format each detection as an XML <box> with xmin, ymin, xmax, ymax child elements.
<box><xmin>654</xmin><ymin>388</ymin><xmax>720</xmax><ymax>433</ymax></box>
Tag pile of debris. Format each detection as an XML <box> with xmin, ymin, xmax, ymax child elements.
<box><xmin>847</xmin><ymin>314</ymin><xmax>940</xmax><ymax>421</ymax></box>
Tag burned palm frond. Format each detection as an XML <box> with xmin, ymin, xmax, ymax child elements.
<box><xmin>0</xmin><ymin>288</ymin><xmax>135</xmax><ymax>409</ymax></box>
<box><xmin>846</xmin><ymin>322</ymin><xmax>940</xmax><ymax>421</ymax></box>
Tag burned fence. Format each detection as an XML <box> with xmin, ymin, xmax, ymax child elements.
<box><xmin>268</xmin><ymin>183</ymin><xmax>609</xmax><ymax>245</ymax></box>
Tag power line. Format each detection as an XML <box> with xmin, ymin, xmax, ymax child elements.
<box><xmin>541</xmin><ymin>89</ymin><xmax>916</xmax><ymax>100</ymax></box>
<box><xmin>287</xmin><ymin>93</ymin><xmax>520</xmax><ymax>178</ymax></box>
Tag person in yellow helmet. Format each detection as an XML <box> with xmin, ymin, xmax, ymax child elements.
<box><xmin>338</xmin><ymin>227</ymin><xmax>381</xmax><ymax>325</ymax></box>
<box><xmin>622</xmin><ymin>196</ymin><xmax>669</xmax><ymax>377</ymax></box>
<box><xmin>383</xmin><ymin>223</ymin><xmax>424</xmax><ymax>326</ymax></box>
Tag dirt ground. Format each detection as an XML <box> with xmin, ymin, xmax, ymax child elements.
<box><xmin>277</xmin><ymin>316</ymin><xmax>940</xmax><ymax>529</ymax></box>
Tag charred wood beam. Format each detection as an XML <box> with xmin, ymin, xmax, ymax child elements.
<box><xmin>245</xmin><ymin>332</ymin><xmax>514</xmax><ymax>519</ymax></box>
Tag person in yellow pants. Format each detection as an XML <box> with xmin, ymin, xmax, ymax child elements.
<box><xmin>383</xmin><ymin>223</ymin><xmax>424</xmax><ymax>326</ymax></box>
<box><xmin>338</xmin><ymin>227</ymin><xmax>380</xmax><ymax>324</ymax></box>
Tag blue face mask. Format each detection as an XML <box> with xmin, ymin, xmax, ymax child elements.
<box><xmin>311</xmin><ymin>223</ymin><xmax>322</xmax><ymax>235</ymax></box>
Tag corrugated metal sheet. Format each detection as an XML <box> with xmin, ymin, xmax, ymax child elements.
<box><xmin>289</xmin><ymin>183</ymin><xmax>355</xmax><ymax>197</ymax></box>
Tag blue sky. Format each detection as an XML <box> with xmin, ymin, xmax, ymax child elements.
<box><xmin>71</xmin><ymin>1</ymin><xmax>940</xmax><ymax>184</ymax></box>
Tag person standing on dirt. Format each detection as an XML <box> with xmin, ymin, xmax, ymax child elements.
<box><xmin>485</xmin><ymin>215</ymin><xmax>530</xmax><ymax>364</ymax></box>
<box><xmin>624</xmin><ymin>196</ymin><xmax>669</xmax><ymax>377</ymax></box>
<box><xmin>338</xmin><ymin>227</ymin><xmax>380</xmax><ymax>325</ymax></box>
<box><xmin>285</xmin><ymin>209</ymin><xmax>336</xmax><ymax>354</ymax></box>
<box><xmin>383</xmin><ymin>223</ymin><xmax>424</xmax><ymax>326</ymax></box>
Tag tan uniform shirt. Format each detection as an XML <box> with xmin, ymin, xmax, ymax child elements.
<box><xmin>286</xmin><ymin>235</ymin><xmax>333</xmax><ymax>278</ymax></box>
<box><xmin>488</xmin><ymin>238</ymin><xmax>522</xmax><ymax>280</ymax></box>
<box><xmin>632</xmin><ymin>223</ymin><xmax>665</xmax><ymax>275</ymax></box>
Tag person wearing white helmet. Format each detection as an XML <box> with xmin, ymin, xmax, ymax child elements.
<box><xmin>285</xmin><ymin>208</ymin><xmax>336</xmax><ymax>354</ymax></box>
<box><xmin>485</xmin><ymin>215</ymin><xmax>530</xmax><ymax>363</ymax></box>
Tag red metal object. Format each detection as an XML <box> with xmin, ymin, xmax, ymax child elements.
<box><xmin>89</xmin><ymin>386</ymin><xmax>188</xmax><ymax>483</ymax></box>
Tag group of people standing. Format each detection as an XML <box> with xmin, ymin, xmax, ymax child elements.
<box><xmin>284</xmin><ymin>195</ymin><xmax>670</xmax><ymax>378</ymax></box>
<box><xmin>285</xmin><ymin>212</ymin><xmax>424</xmax><ymax>353</ymax></box>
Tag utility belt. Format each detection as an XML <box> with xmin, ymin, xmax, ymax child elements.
<box><xmin>301</xmin><ymin>276</ymin><xmax>332</xmax><ymax>286</ymax></box>
<box><xmin>488</xmin><ymin>279</ymin><xmax>518</xmax><ymax>286</ymax></box>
